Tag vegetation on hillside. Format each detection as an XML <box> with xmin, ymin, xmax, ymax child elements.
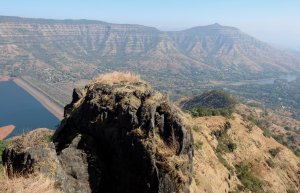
<box><xmin>240</xmin><ymin>111</ymin><xmax>300</xmax><ymax>157</ymax></box>
<box><xmin>235</xmin><ymin>162</ymin><xmax>264</xmax><ymax>193</ymax></box>
<box><xmin>184</xmin><ymin>90</ymin><xmax>237</xmax><ymax>118</ymax></box>
<box><xmin>183</xmin><ymin>90</ymin><xmax>238</xmax><ymax>109</ymax></box>
<box><xmin>0</xmin><ymin>140</ymin><xmax>8</xmax><ymax>166</ymax></box>
<box><xmin>188</xmin><ymin>107</ymin><xmax>233</xmax><ymax>117</ymax></box>
<box><xmin>230</xmin><ymin>78</ymin><xmax>300</xmax><ymax>119</ymax></box>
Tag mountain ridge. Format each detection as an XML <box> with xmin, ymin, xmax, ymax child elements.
<box><xmin>1</xmin><ymin>15</ymin><xmax>299</xmax><ymax>74</ymax></box>
<box><xmin>1</xmin><ymin>15</ymin><xmax>300</xmax><ymax>104</ymax></box>
<box><xmin>0</xmin><ymin>15</ymin><xmax>299</xmax><ymax>71</ymax></box>
<box><xmin>0</xmin><ymin>16</ymin><xmax>242</xmax><ymax>31</ymax></box>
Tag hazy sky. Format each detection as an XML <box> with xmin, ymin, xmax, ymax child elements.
<box><xmin>1</xmin><ymin>0</ymin><xmax>300</xmax><ymax>50</ymax></box>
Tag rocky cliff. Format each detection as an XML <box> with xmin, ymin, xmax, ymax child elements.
<box><xmin>1</xmin><ymin>16</ymin><xmax>299</xmax><ymax>75</ymax></box>
<box><xmin>2</xmin><ymin>72</ymin><xmax>194</xmax><ymax>193</ymax></box>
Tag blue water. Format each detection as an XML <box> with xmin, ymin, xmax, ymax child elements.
<box><xmin>0</xmin><ymin>81</ymin><xmax>59</xmax><ymax>138</ymax></box>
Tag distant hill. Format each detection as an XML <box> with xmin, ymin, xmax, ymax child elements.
<box><xmin>1</xmin><ymin>16</ymin><xmax>300</xmax><ymax>75</ymax></box>
<box><xmin>1</xmin><ymin>16</ymin><xmax>300</xmax><ymax>103</ymax></box>
<box><xmin>180</xmin><ymin>90</ymin><xmax>237</xmax><ymax>117</ymax></box>
<box><xmin>181</xmin><ymin>90</ymin><xmax>237</xmax><ymax>110</ymax></box>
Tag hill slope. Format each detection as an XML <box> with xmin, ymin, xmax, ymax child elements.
<box><xmin>181</xmin><ymin>90</ymin><xmax>237</xmax><ymax>109</ymax></box>
<box><xmin>191</xmin><ymin>115</ymin><xmax>300</xmax><ymax>193</ymax></box>
<box><xmin>1</xmin><ymin>16</ymin><xmax>299</xmax><ymax>75</ymax></box>
<box><xmin>1</xmin><ymin>16</ymin><xmax>300</xmax><ymax>103</ymax></box>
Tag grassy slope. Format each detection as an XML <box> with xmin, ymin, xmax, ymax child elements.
<box><xmin>190</xmin><ymin>114</ymin><xmax>300</xmax><ymax>193</ymax></box>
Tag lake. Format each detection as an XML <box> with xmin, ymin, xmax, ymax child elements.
<box><xmin>0</xmin><ymin>81</ymin><xmax>59</xmax><ymax>137</ymax></box>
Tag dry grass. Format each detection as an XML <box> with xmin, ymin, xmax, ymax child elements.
<box><xmin>9</xmin><ymin>128</ymin><xmax>54</xmax><ymax>149</ymax></box>
<box><xmin>0</xmin><ymin>173</ymin><xmax>61</xmax><ymax>193</ymax></box>
<box><xmin>92</xmin><ymin>71</ymin><xmax>144</xmax><ymax>85</ymax></box>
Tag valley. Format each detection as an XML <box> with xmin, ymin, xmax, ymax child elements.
<box><xmin>1</xmin><ymin>16</ymin><xmax>300</xmax><ymax>106</ymax></box>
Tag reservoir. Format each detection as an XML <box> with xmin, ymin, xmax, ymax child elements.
<box><xmin>0</xmin><ymin>80</ymin><xmax>59</xmax><ymax>137</ymax></box>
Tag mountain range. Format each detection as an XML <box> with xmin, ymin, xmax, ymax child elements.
<box><xmin>1</xmin><ymin>15</ymin><xmax>300</xmax><ymax>104</ymax></box>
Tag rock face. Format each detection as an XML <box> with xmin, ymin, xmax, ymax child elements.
<box><xmin>53</xmin><ymin>79</ymin><xmax>194</xmax><ymax>193</ymax></box>
<box><xmin>2</xmin><ymin>129</ymin><xmax>61</xmax><ymax>178</ymax></box>
<box><xmin>2</xmin><ymin>76</ymin><xmax>194</xmax><ymax>193</ymax></box>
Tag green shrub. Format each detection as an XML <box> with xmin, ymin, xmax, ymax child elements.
<box><xmin>269</xmin><ymin>148</ymin><xmax>281</xmax><ymax>157</ymax></box>
<box><xmin>266</xmin><ymin>158</ymin><xmax>275</xmax><ymax>168</ymax></box>
<box><xmin>192</xmin><ymin>125</ymin><xmax>201</xmax><ymax>132</ymax></box>
<box><xmin>195</xmin><ymin>140</ymin><xmax>203</xmax><ymax>150</ymax></box>
<box><xmin>216</xmin><ymin>136</ymin><xmax>237</xmax><ymax>153</ymax></box>
<box><xmin>272</xmin><ymin>134</ymin><xmax>287</xmax><ymax>146</ymax></box>
<box><xmin>293</xmin><ymin>151</ymin><xmax>300</xmax><ymax>157</ymax></box>
<box><xmin>227</xmin><ymin>142</ymin><xmax>237</xmax><ymax>152</ymax></box>
<box><xmin>235</xmin><ymin>162</ymin><xmax>264</xmax><ymax>193</ymax></box>
<box><xmin>224</xmin><ymin>121</ymin><xmax>231</xmax><ymax>130</ymax></box>
<box><xmin>287</xmin><ymin>135</ymin><xmax>295</xmax><ymax>143</ymax></box>
<box><xmin>242</xmin><ymin>115</ymin><xmax>270</xmax><ymax>133</ymax></box>
<box><xmin>187</xmin><ymin>107</ymin><xmax>233</xmax><ymax>118</ymax></box>
<box><xmin>0</xmin><ymin>140</ymin><xmax>8</xmax><ymax>165</ymax></box>
<box><xmin>262</xmin><ymin>128</ymin><xmax>272</xmax><ymax>138</ymax></box>
<box><xmin>246</xmin><ymin>123</ymin><xmax>255</xmax><ymax>133</ymax></box>
<box><xmin>44</xmin><ymin>134</ymin><xmax>54</xmax><ymax>142</ymax></box>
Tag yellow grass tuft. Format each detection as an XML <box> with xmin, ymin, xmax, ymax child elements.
<box><xmin>92</xmin><ymin>71</ymin><xmax>144</xmax><ymax>85</ymax></box>
<box><xmin>0</xmin><ymin>173</ymin><xmax>61</xmax><ymax>193</ymax></box>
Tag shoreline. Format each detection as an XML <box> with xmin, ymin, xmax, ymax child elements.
<box><xmin>13</xmin><ymin>77</ymin><xmax>64</xmax><ymax>120</ymax></box>
<box><xmin>0</xmin><ymin>76</ymin><xmax>12</xmax><ymax>82</ymax></box>
<box><xmin>0</xmin><ymin>125</ymin><xmax>16</xmax><ymax>139</ymax></box>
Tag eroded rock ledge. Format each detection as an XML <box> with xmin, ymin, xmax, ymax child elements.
<box><xmin>3</xmin><ymin>75</ymin><xmax>194</xmax><ymax>193</ymax></box>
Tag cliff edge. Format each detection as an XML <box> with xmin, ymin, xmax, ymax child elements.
<box><xmin>2</xmin><ymin>72</ymin><xmax>194</xmax><ymax>193</ymax></box>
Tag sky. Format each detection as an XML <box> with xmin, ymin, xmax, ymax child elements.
<box><xmin>1</xmin><ymin>0</ymin><xmax>300</xmax><ymax>51</ymax></box>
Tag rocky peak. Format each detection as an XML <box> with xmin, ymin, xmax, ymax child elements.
<box><xmin>54</xmin><ymin>72</ymin><xmax>194</xmax><ymax>193</ymax></box>
<box><xmin>3</xmin><ymin>72</ymin><xmax>194</xmax><ymax>193</ymax></box>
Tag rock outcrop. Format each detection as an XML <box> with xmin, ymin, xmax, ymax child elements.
<box><xmin>2</xmin><ymin>128</ymin><xmax>60</xmax><ymax>178</ymax></box>
<box><xmin>54</xmin><ymin>75</ymin><xmax>194</xmax><ymax>193</ymax></box>
<box><xmin>2</xmin><ymin>73</ymin><xmax>194</xmax><ymax>193</ymax></box>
